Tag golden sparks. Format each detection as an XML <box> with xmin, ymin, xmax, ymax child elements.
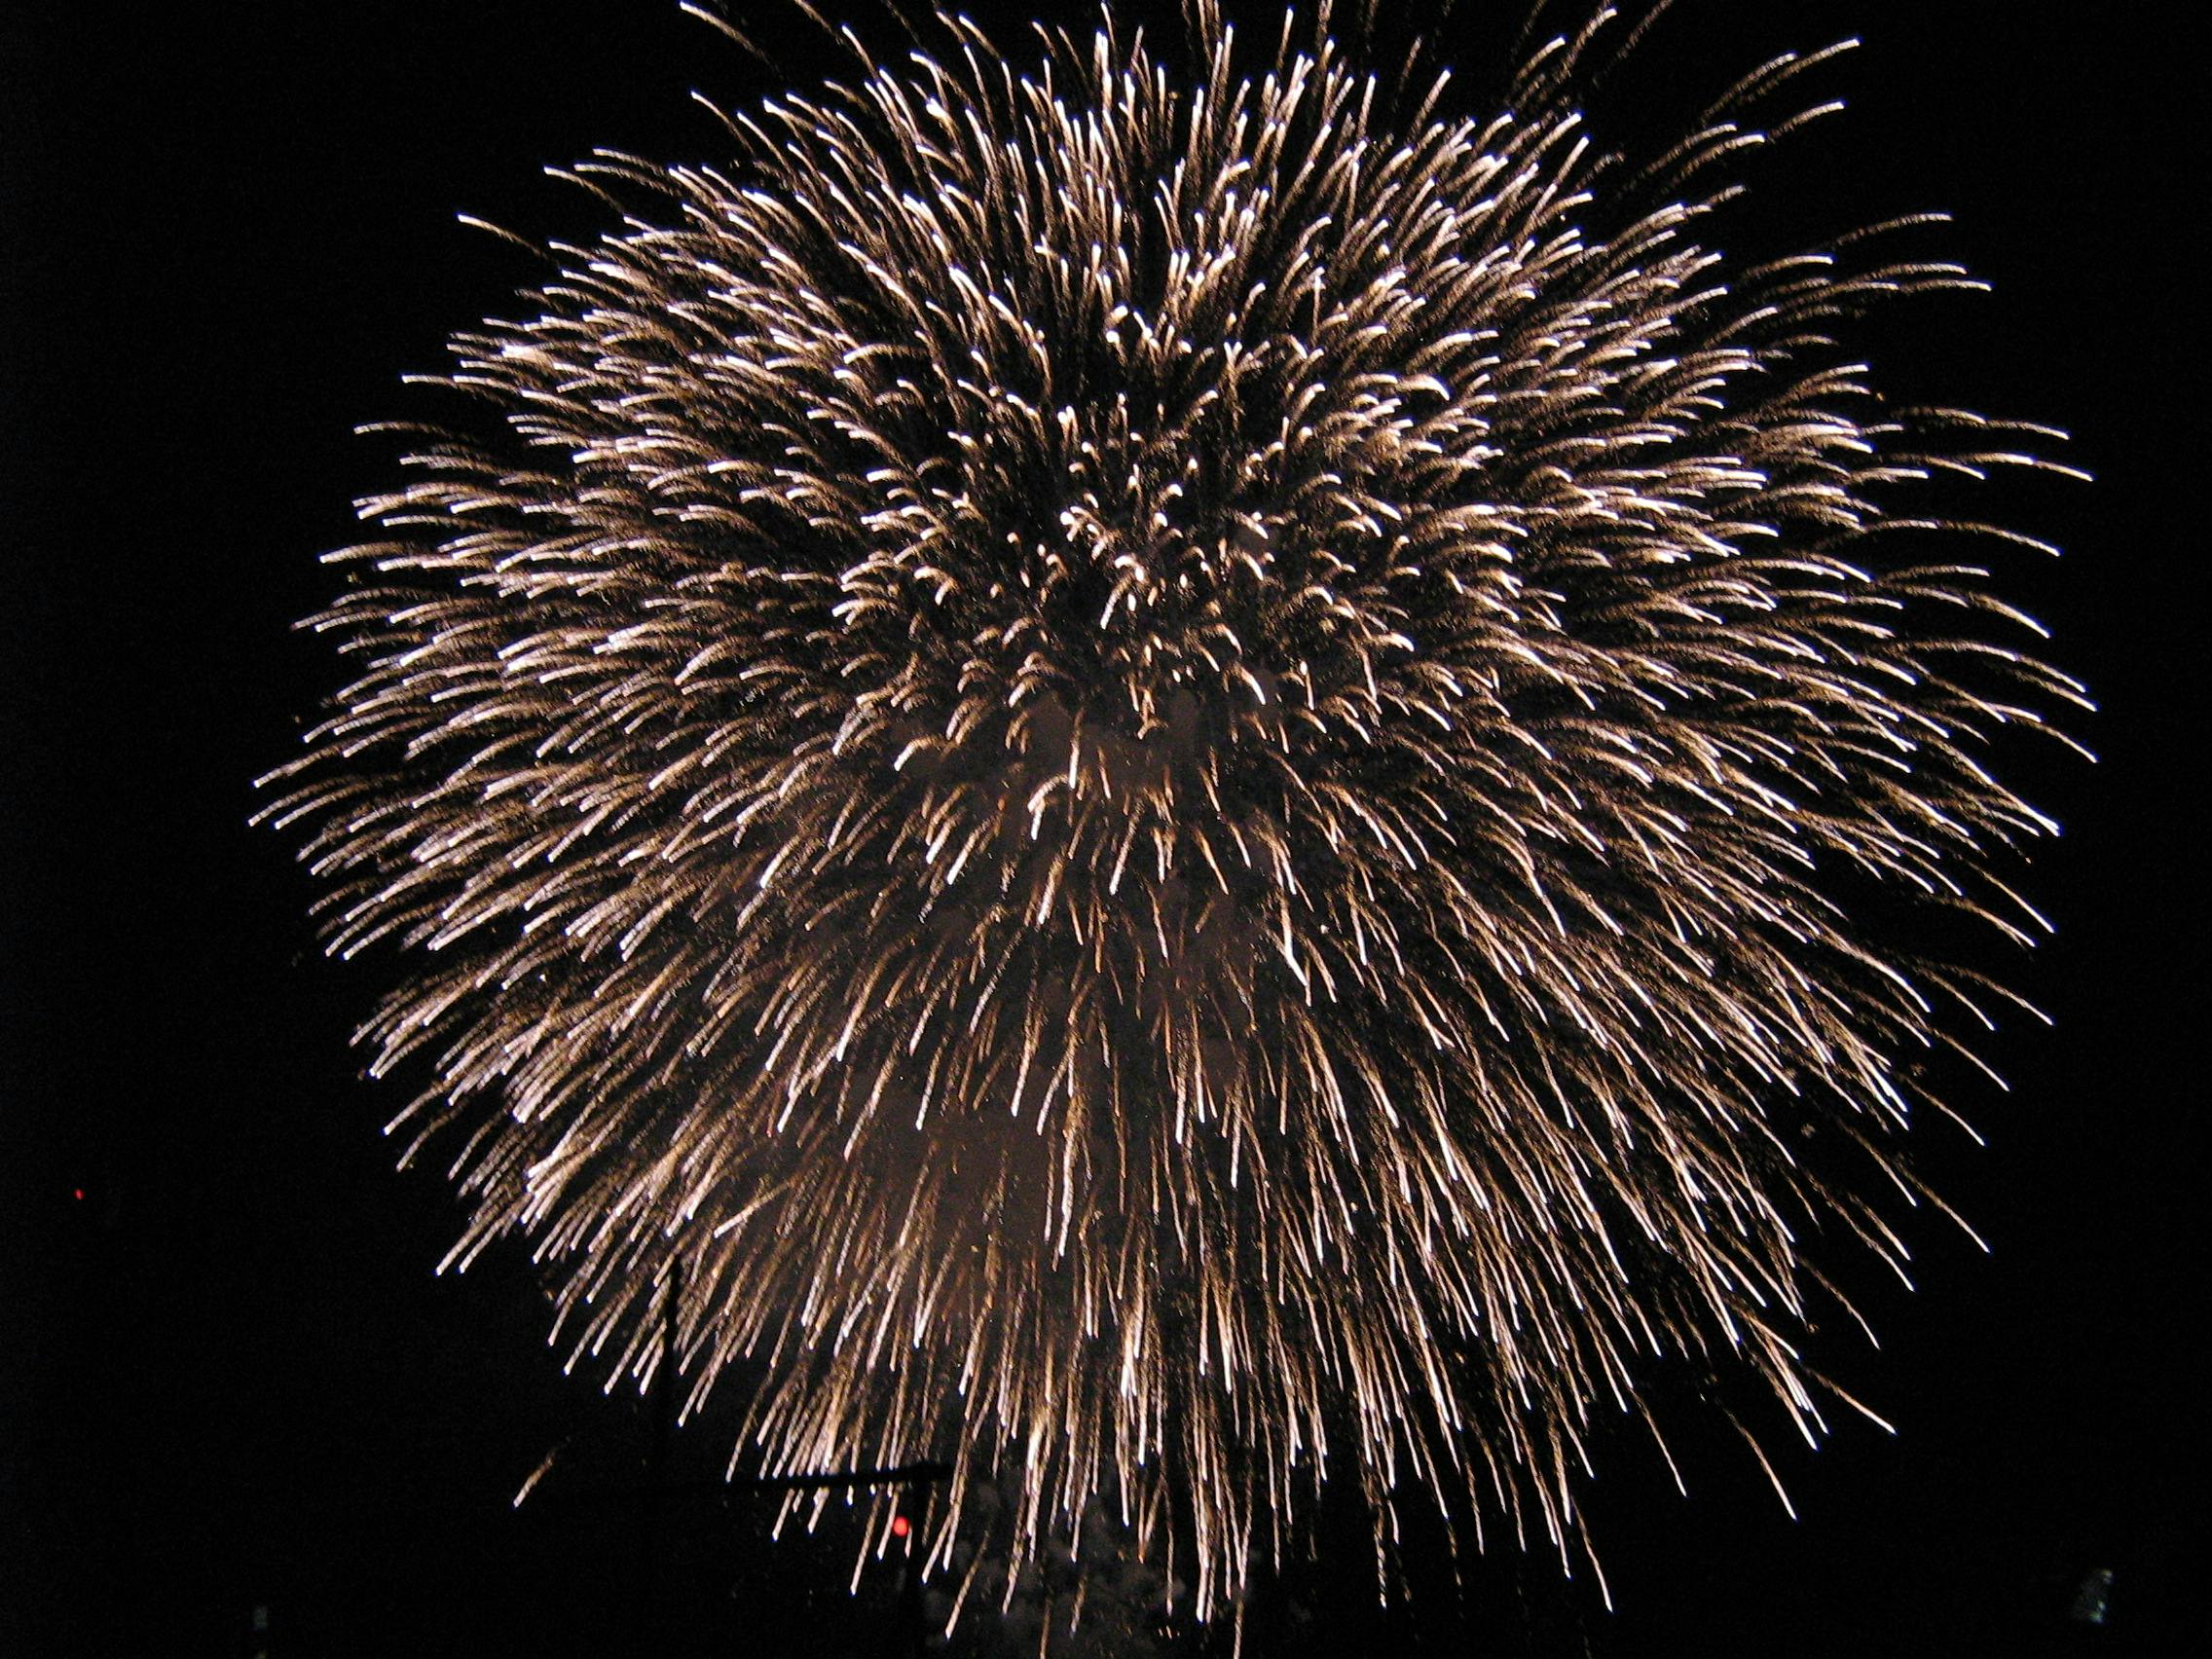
<box><xmin>263</xmin><ymin>1</ymin><xmax>2083</xmax><ymax>1625</ymax></box>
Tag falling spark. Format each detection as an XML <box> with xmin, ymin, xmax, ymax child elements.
<box><xmin>262</xmin><ymin>0</ymin><xmax>2083</xmax><ymax>1622</ymax></box>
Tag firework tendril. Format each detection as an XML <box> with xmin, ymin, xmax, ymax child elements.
<box><xmin>264</xmin><ymin>0</ymin><xmax>2083</xmax><ymax>1620</ymax></box>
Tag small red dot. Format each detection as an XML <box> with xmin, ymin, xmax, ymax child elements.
<box><xmin>73</xmin><ymin>1188</ymin><xmax>85</xmax><ymax>1201</ymax></box>
<box><xmin>891</xmin><ymin>1514</ymin><xmax>911</xmax><ymax>1538</ymax></box>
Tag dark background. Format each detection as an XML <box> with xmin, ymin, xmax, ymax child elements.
<box><xmin>2</xmin><ymin>1</ymin><xmax>2195</xmax><ymax>1653</ymax></box>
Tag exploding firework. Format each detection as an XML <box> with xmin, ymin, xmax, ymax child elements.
<box><xmin>264</xmin><ymin>0</ymin><xmax>2083</xmax><ymax>1621</ymax></box>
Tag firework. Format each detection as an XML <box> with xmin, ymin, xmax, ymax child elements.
<box><xmin>263</xmin><ymin>0</ymin><xmax>2083</xmax><ymax>1621</ymax></box>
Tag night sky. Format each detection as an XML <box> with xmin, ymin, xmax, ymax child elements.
<box><xmin>2</xmin><ymin>2</ymin><xmax>2194</xmax><ymax>1654</ymax></box>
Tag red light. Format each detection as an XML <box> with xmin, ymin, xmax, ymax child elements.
<box><xmin>72</xmin><ymin>1188</ymin><xmax>85</xmax><ymax>1201</ymax></box>
<box><xmin>891</xmin><ymin>1514</ymin><xmax>911</xmax><ymax>1538</ymax></box>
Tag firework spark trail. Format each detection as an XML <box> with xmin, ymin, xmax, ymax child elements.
<box><xmin>263</xmin><ymin>0</ymin><xmax>2084</xmax><ymax>1620</ymax></box>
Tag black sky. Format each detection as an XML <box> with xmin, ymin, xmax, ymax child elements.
<box><xmin>2</xmin><ymin>2</ymin><xmax>2196</xmax><ymax>1654</ymax></box>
